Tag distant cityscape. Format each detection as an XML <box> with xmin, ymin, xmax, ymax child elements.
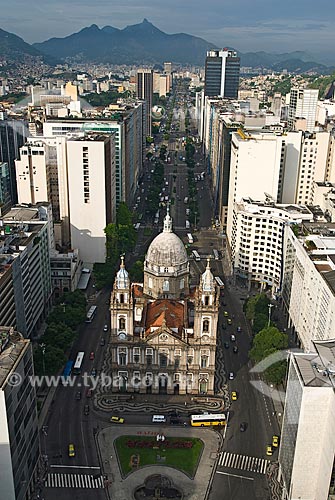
<box><xmin>0</xmin><ymin>25</ymin><xmax>334</xmax><ymax>500</ymax></box>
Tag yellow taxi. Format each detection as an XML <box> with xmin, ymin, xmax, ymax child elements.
<box><xmin>68</xmin><ymin>443</ymin><xmax>75</xmax><ymax>457</ymax></box>
<box><xmin>231</xmin><ymin>391</ymin><xmax>238</xmax><ymax>401</ymax></box>
<box><xmin>110</xmin><ymin>416</ymin><xmax>125</xmax><ymax>424</ymax></box>
<box><xmin>224</xmin><ymin>311</ymin><xmax>229</xmax><ymax>317</ymax></box>
<box><xmin>227</xmin><ymin>318</ymin><xmax>232</xmax><ymax>325</ymax></box>
<box><xmin>266</xmin><ymin>445</ymin><xmax>273</xmax><ymax>456</ymax></box>
<box><xmin>272</xmin><ymin>435</ymin><xmax>279</xmax><ymax>448</ymax></box>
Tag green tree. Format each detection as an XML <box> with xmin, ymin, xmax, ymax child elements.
<box><xmin>33</xmin><ymin>345</ymin><xmax>67</xmax><ymax>376</ymax></box>
<box><xmin>129</xmin><ymin>259</ymin><xmax>144</xmax><ymax>282</ymax></box>
<box><xmin>252</xmin><ymin>313</ymin><xmax>268</xmax><ymax>333</ymax></box>
<box><xmin>249</xmin><ymin>326</ymin><xmax>288</xmax><ymax>363</ymax></box>
<box><xmin>264</xmin><ymin>360</ymin><xmax>288</xmax><ymax>385</ymax></box>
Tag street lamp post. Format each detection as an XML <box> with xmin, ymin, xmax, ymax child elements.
<box><xmin>40</xmin><ymin>343</ymin><xmax>46</xmax><ymax>374</ymax></box>
<box><xmin>268</xmin><ymin>304</ymin><xmax>274</xmax><ymax>327</ymax></box>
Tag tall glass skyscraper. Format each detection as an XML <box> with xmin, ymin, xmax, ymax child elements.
<box><xmin>204</xmin><ymin>49</ymin><xmax>240</xmax><ymax>99</ymax></box>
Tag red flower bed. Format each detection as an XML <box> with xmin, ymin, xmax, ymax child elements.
<box><xmin>126</xmin><ymin>439</ymin><xmax>193</xmax><ymax>449</ymax></box>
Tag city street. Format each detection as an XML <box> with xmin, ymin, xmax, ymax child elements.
<box><xmin>41</xmin><ymin>85</ymin><xmax>278</xmax><ymax>500</ymax></box>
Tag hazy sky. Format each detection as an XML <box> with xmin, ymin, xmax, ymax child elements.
<box><xmin>2</xmin><ymin>0</ymin><xmax>335</xmax><ymax>62</ymax></box>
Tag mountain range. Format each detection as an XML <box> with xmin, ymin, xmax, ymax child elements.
<box><xmin>0</xmin><ymin>20</ymin><xmax>333</xmax><ymax>73</ymax></box>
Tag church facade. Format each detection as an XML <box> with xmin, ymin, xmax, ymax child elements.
<box><xmin>109</xmin><ymin>210</ymin><xmax>220</xmax><ymax>395</ymax></box>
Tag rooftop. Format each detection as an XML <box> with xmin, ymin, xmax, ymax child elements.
<box><xmin>0</xmin><ymin>327</ymin><xmax>30</xmax><ymax>388</ymax></box>
<box><xmin>144</xmin><ymin>299</ymin><xmax>186</xmax><ymax>336</ymax></box>
<box><xmin>294</xmin><ymin>352</ymin><xmax>334</xmax><ymax>388</ymax></box>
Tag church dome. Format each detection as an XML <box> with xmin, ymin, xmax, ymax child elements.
<box><xmin>145</xmin><ymin>209</ymin><xmax>188</xmax><ymax>270</ymax></box>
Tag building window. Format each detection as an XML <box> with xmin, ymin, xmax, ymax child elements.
<box><xmin>204</xmin><ymin>296</ymin><xmax>209</xmax><ymax>306</ymax></box>
<box><xmin>119</xmin><ymin>317</ymin><xmax>126</xmax><ymax>330</ymax></box>
<box><xmin>163</xmin><ymin>280</ymin><xmax>169</xmax><ymax>291</ymax></box>
<box><xmin>120</xmin><ymin>293</ymin><xmax>124</xmax><ymax>303</ymax></box>
<box><xmin>203</xmin><ymin>319</ymin><xmax>209</xmax><ymax>332</ymax></box>
<box><xmin>118</xmin><ymin>348</ymin><xmax>127</xmax><ymax>366</ymax></box>
<box><xmin>201</xmin><ymin>357</ymin><xmax>208</xmax><ymax>368</ymax></box>
<box><xmin>133</xmin><ymin>347</ymin><xmax>140</xmax><ymax>364</ymax></box>
<box><xmin>175</xmin><ymin>357</ymin><xmax>180</xmax><ymax>369</ymax></box>
<box><xmin>159</xmin><ymin>353</ymin><xmax>167</xmax><ymax>367</ymax></box>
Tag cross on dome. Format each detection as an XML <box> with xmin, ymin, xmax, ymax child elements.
<box><xmin>163</xmin><ymin>205</ymin><xmax>173</xmax><ymax>233</ymax></box>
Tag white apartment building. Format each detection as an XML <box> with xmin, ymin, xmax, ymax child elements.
<box><xmin>15</xmin><ymin>136</ymin><xmax>70</xmax><ymax>246</ymax></box>
<box><xmin>66</xmin><ymin>134</ymin><xmax>116</xmax><ymax>264</ymax></box>
<box><xmin>288</xmin><ymin>88</ymin><xmax>319</xmax><ymax>132</ymax></box>
<box><xmin>281</xmin><ymin>131</ymin><xmax>330</xmax><ymax>205</ymax></box>
<box><xmin>230</xmin><ymin>199</ymin><xmax>314</xmax><ymax>293</ymax></box>
<box><xmin>226</xmin><ymin>130</ymin><xmax>283</xmax><ymax>239</ymax></box>
<box><xmin>279</xmin><ymin>344</ymin><xmax>335</xmax><ymax>500</ymax></box>
<box><xmin>282</xmin><ymin>221</ymin><xmax>335</xmax><ymax>351</ymax></box>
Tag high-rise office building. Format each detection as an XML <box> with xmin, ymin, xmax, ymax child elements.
<box><xmin>0</xmin><ymin>327</ymin><xmax>41</xmax><ymax>500</ymax></box>
<box><xmin>136</xmin><ymin>69</ymin><xmax>153</xmax><ymax>136</ymax></box>
<box><xmin>66</xmin><ymin>134</ymin><xmax>116</xmax><ymax>263</ymax></box>
<box><xmin>42</xmin><ymin>101</ymin><xmax>145</xmax><ymax>208</ymax></box>
<box><xmin>0</xmin><ymin>116</ymin><xmax>28</xmax><ymax>204</ymax></box>
<box><xmin>0</xmin><ymin>162</ymin><xmax>11</xmax><ymax>213</ymax></box>
<box><xmin>288</xmin><ymin>88</ymin><xmax>319</xmax><ymax>132</ymax></box>
<box><xmin>279</xmin><ymin>342</ymin><xmax>335</xmax><ymax>500</ymax></box>
<box><xmin>204</xmin><ymin>49</ymin><xmax>240</xmax><ymax>99</ymax></box>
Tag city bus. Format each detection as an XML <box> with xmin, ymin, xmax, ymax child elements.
<box><xmin>192</xmin><ymin>250</ymin><xmax>201</xmax><ymax>261</ymax></box>
<box><xmin>85</xmin><ymin>305</ymin><xmax>97</xmax><ymax>323</ymax></box>
<box><xmin>214</xmin><ymin>276</ymin><xmax>224</xmax><ymax>287</ymax></box>
<box><xmin>213</xmin><ymin>249</ymin><xmax>219</xmax><ymax>260</ymax></box>
<box><xmin>73</xmin><ymin>352</ymin><xmax>85</xmax><ymax>375</ymax></box>
<box><xmin>62</xmin><ymin>360</ymin><xmax>74</xmax><ymax>379</ymax></box>
<box><xmin>187</xmin><ymin>233</ymin><xmax>193</xmax><ymax>244</ymax></box>
<box><xmin>190</xmin><ymin>413</ymin><xmax>226</xmax><ymax>427</ymax></box>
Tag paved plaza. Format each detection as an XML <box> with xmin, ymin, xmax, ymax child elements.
<box><xmin>97</xmin><ymin>425</ymin><xmax>222</xmax><ymax>500</ymax></box>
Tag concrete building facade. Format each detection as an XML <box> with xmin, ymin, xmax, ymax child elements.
<box><xmin>288</xmin><ymin>88</ymin><xmax>319</xmax><ymax>132</ymax></box>
<box><xmin>66</xmin><ymin>134</ymin><xmax>116</xmax><ymax>264</ymax></box>
<box><xmin>0</xmin><ymin>327</ymin><xmax>41</xmax><ymax>500</ymax></box>
<box><xmin>279</xmin><ymin>344</ymin><xmax>335</xmax><ymax>500</ymax></box>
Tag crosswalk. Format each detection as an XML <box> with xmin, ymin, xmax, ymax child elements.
<box><xmin>218</xmin><ymin>451</ymin><xmax>270</xmax><ymax>475</ymax></box>
<box><xmin>45</xmin><ymin>472</ymin><xmax>104</xmax><ymax>489</ymax></box>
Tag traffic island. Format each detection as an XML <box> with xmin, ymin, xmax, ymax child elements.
<box><xmin>97</xmin><ymin>425</ymin><xmax>222</xmax><ymax>500</ymax></box>
<box><xmin>115</xmin><ymin>435</ymin><xmax>203</xmax><ymax>478</ymax></box>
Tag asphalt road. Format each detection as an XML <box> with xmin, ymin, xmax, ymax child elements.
<box><xmin>41</xmin><ymin>85</ymin><xmax>277</xmax><ymax>500</ymax></box>
<box><xmin>43</xmin><ymin>288</ymin><xmax>110</xmax><ymax>500</ymax></box>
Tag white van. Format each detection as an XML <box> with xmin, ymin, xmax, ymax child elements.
<box><xmin>152</xmin><ymin>415</ymin><xmax>166</xmax><ymax>423</ymax></box>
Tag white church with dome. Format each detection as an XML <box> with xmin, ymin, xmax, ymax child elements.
<box><xmin>109</xmin><ymin>210</ymin><xmax>220</xmax><ymax>395</ymax></box>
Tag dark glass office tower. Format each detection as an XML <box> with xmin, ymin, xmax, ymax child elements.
<box><xmin>205</xmin><ymin>49</ymin><xmax>240</xmax><ymax>99</ymax></box>
<box><xmin>0</xmin><ymin>116</ymin><xmax>28</xmax><ymax>204</ymax></box>
<box><xmin>136</xmin><ymin>69</ymin><xmax>153</xmax><ymax>136</ymax></box>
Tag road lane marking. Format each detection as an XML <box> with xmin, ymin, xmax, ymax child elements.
<box><xmin>216</xmin><ymin>471</ymin><xmax>254</xmax><ymax>481</ymax></box>
<box><xmin>218</xmin><ymin>451</ymin><xmax>270</xmax><ymax>475</ymax></box>
<box><xmin>49</xmin><ymin>465</ymin><xmax>100</xmax><ymax>469</ymax></box>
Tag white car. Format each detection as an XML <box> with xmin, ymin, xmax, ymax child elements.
<box><xmin>229</xmin><ymin>372</ymin><xmax>235</xmax><ymax>380</ymax></box>
<box><xmin>103</xmin><ymin>324</ymin><xmax>108</xmax><ymax>332</ymax></box>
